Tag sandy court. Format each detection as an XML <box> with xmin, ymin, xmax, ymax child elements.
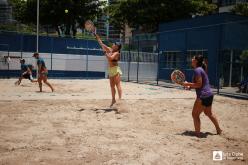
<box><xmin>0</xmin><ymin>78</ymin><xmax>247</xmax><ymax>165</ymax></box>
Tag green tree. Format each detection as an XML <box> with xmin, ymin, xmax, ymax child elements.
<box><xmin>240</xmin><ymin>50</ymin><xmax>248</xmax><ymax>66</ymax></box>
<box><xmin>240</xmin><ymin>50</ymin><xmax>248</xmax><ymax>81</ymax></box>
<box><xmin>107</xmin><ymin>0</ymin><xmax>217</xmax><ymax>33</ymax></box>
<box><xmin>9</xmin><ymin>0</ymin><xmax>27</xmax><ymax>22</ymax></box>
<box><xmin>10</xmin><ymin>0</ymin><xmax>104</xmax><ymax>37</ymax></box>
<box><xmin>232</xmin><ymin>3</ymin><xmax>248</xmax><ymax>16</ymax></box>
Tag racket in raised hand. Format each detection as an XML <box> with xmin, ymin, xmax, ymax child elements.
<box><xmin>84</xmin><ymin>20</ymin><xmax>96</xmax><ymax>35</ymax></box>
<box><xmin>171</xmin><ymin>69</ymin><xmax>185</xmax><ymax>85</ymax></box>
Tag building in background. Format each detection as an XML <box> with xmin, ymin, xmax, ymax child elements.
<box><xmin>0</xmin><ymin>0</ymin><xmax>13</xmax><ymax>24</ymax></box>
<box><xmin>97</xmin><ymin>0</ymin><xmax>158</xmax><ymax>52</ymax></box>
<box><xmin>97</xmin><ymin>0</ymin><xmax>120</xmax><ymax>41</ymax></box>
<box><xmin>212</xmin><ymin>0</ymin><xmax>247</xmax><ymax>13</ymax></box>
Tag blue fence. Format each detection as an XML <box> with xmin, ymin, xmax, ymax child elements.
<box><xmin>0</xmin><ymin>31</ymin><xmax>102</xmax><ymax>55</ymax></box>
<box><xmin>158</xmin><ymin>13</ymin><xmax>248</xmax><ymax>89</ymax></box>
<box><xmin>0</xmin><ymin>32</ymin><xmax>106</xmax><ymax>79</ymax></box>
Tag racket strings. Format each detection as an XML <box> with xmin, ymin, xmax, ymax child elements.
<box><xmin>85</xmin><ymin>20</ymin><xmax>96</xmax><ymax>34</ymax></box>
<box><xmin>171</xmin><ymin>70</ymin><xmax>185</xmax><ymax>84</ymax></box>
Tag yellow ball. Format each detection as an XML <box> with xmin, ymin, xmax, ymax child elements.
<box><xmin>65</xmin><ymin>9</ymin><xmax>68</xmax><ymax>13</ymax></box>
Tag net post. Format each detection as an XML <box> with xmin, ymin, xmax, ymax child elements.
<box><xmin>86</xmin><ymin>39</ymin><xmax>89</xmax><ymax>79</ymax></box>
<box><xmin>128</xmin><ymin>36</ymin><xmax>131</xmax><ymax>82</ymax></box>
<box><xmin>156</xmin><ymin>32</ymin><xmax>160</xmax><ymax>86</ymax></box>
<box><xmin>216</xmin><ymin>24</ymin><xmax>223</xmax><ymax>95</ymax></box>
<box><xmin>7</xmin><ymin>44</ymin><xmax>10</xmax><ymax>79</ymax></box>
<box><xmin>50</xmin><ymin>37</ymin><xmax>53</xmax><ymax>71</ymax></box>
<box><xmin>20</xmin><ymin>33</ymin><xmax>23</xmax><ymax>59</ymax></box>
<box><xmin>137</xmin><ymin>36</ymin><xmax>140</xmax><ymax>83</ymax></box>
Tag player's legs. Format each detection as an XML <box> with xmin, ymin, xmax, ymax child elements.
<box><xmin>15</xmin><ymin>73</ymin><xmax>30</xmax><ymax>85</ymax></box>
<box><xmin>31</xmin><ymin>79</ymin><xmax>38</xmax><ymax>83</ymax></box>
<box><xmin>15</xmin><ymin>76</ymin><xmax>23</xmax><ymax>85</ymax></box>
<box><xmin>109</xmin><ymin>77</ymin><xmax>116</xmax><ymax>106</ymax></box>
<box><xmin>38</xmin><ymin>76</ymin><xmax>43</xmax><ymax>92</ymax></box>
<box><xmin>29</xmin><ymin>74</ymin><xmax>37</xmax><ymax>83</ymax></box>
<box><xmin>192</xmin><ymin>99</ymin><xmax>204</xmax><ymax>137</ymax></box>
<box><xmin>42</xmin><ymin>76</ymin><xmax>54</xmax><ymax>92</ymax></box>
<box><xmin>203</xmin><ymin>106</ymin><xmax>222</xmax><ymax>135</ymax></box>
<box><xmin>115</xmin><ymin>74</ymin><xmax>122</xmax><ymax>100</ymax></box>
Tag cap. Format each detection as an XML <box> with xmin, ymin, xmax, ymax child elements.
<box><xmin>32</xmin><ymin>52</ymin><xmax>39</xmax><ymax>57</ymax></box>
<box><xmin>114</xmin><ymin>42</ymin><xmax>122</xmax><ymax>50</ymax></box>
<box><xmin>114</xmin><ymin>42</ymin><xmax>121</xmax><ymax>46</ymax></box>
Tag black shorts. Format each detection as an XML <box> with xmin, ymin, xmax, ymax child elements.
<box><xmin>23</xmin><ymin>73</ymin><xmax>31</xmax><ymax>80</ymax></box>
<box><xmin>200</xmin><ymin>95</ymin><xmax>214</xmax><ymax>107</ymax></box>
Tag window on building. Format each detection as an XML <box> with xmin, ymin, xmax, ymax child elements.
<box><xmin>187</xmin><ymin>50</ymin><xmax>208</xmax><ymax>69</ymax></box>
<box><xmin>220</xmin><ymin>0</ymin><xmax>246</xmax><ymax>6</ymax></box>
<box><xmin>162</xmin><ymin>51</ymin><xmax>182</xmax><ymax>69</ymax></box>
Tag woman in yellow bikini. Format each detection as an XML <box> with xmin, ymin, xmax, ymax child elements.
<box><xmin>95</xmin><ymin>34</ymin><xmax>122</xmax><ymax>106</ymax></box>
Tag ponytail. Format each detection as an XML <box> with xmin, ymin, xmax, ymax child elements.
<box><xmin>194</xmin><ymin>55</ymin><xmax>207</xmax><ymax>71</ymax></box>
<box><xmin>202</xmin><ymin>61</ymin><xmax>207</xmax><ymax>71</ymax></box>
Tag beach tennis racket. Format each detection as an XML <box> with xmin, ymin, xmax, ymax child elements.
<box><xmin>84</xmin><ymin>20</ymin><xmax>96</xmax><ymax>35</ymax></box>
<box><xmin>171</xmin><ymin>69</ymin><xmax>185</xmax><ymax>85</ymax></box>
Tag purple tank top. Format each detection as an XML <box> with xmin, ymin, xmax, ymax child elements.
<box><xmin>193</xmin><ymin>67</ymin><xmax>213</xmax><ymax>98</ymax></box>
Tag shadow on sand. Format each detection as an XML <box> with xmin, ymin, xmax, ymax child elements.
<box><xmin>77</xmin><ymin>107</ymin><xmax>118</xmax><ymax>114</ymax></box>
<box><xmin>178</xmin><ymin>130</ymin><xmax>215</xmax><ymax>138</ymax></box>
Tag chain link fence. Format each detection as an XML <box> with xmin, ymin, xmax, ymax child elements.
<box><xmin>1</xmin><ymin>18</ymin><xmax>248</xmax><ymax>98</ymax></box>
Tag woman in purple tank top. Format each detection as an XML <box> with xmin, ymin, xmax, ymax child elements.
<box><xmin>182</xmin><ymin>55</ymin><xmax>222</xmax><ymax>137</ymax></box>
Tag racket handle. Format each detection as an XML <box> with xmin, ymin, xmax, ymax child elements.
<box><xmin>93</xmin><ymin>27</ymin><xmax>97</xmax><ymax>36</ymax></box>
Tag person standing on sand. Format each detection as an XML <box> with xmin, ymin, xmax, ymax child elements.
<box><xmin>181</xmin><ymin>55</ymin><xmax>222</xmax><ymax>137</ymax></box>
<box><xmin>32</xmin><ymin>52</ymin><xmax>54</xmax><ymax>92</ymax></box>
<box><xmin>95</xmin><ymin>34</ymin><xmax>122</xmax><ymax>107</ymax></box>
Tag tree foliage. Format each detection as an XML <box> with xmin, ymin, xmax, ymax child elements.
<box><xmin>107</xmin><ymin>0</ymin><xmax>217</xmax><ymax>33</ymax></box>
<box><xmin>232</xmin><ymin>3</ymin><xmax>248</xmax><ymax>16</ymax></box>
<box><xmin>9</xmin><ymin>0</ymin><xmax>104</xmax><ymax>37</ymax></box>
<box><xmin>240</xmin><ymin>50</ymin><xmax>248</xmax><ymax>66</ymax></box>
<box><xmin>9</xmin><ymin>0</ymin><xmax>26</xmax><ymax>22</ymax></box>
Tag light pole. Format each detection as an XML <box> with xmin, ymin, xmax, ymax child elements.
<box><xmin>36</xmin><ymin>0</ymin><xmax>39</xmax><ymax>52</ymax></box>
<box><xmin>36</xmin><ymin>0</ymin><xmax>39</xmax><ymax>78</ymax></box>
<box><xmin>106</xmin><ymin>0</ymin><xmax>109</xmax><ymax>40</ymax></box>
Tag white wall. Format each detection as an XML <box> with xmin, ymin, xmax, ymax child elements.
<box><xmin>0</xmin><ymin>51</ymin><xmax>158</xmax><ymax>80</ymax></box>
<box><xmin>0</xmin><ymin>52</ymin><xmax>106</xmax><ymax>72</ymax></box>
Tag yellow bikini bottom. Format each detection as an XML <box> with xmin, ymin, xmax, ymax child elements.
<box><xmin>108</xmin><ymin>66</ymin><xmax>122</xmax><ymax>77</ymax></box>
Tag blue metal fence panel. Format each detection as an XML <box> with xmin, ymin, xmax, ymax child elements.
<box><xmin>0</xmin><ymin>33</ymin><xmax>101</xmax><ymax>55</ymax></box>
<box><xmin>158</xmin><ymin>13</ymin><xmax>248</xmax><ymax>87</ymax></box>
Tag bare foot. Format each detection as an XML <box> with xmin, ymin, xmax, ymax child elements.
<box><xmin>195</xmin><ymin>132</ymin><xmax>201</xmax><ymax>138</ymax></box>
<box><xmin>51</xmin><ymin>88</ymin><xmax>54</xmax><ymax>92</ymax></box>
<box><xmin>110</xmin><ymin>100</ymin><xmax>116</xmax><ymax>107</ymax></box>
<box><xmin>217</xmin><ymin>129</ymin><xmax>222</xmax><ymax>135</ymax></box>
<box><xmin>15</xmin><ymin>81</ymin><xmax>20</xmax><ymax>86</ymax></box>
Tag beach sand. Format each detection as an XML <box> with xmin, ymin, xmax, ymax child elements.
<box><xmin>0</xmin><ymin>79</ymin><xmax>247</xmax><ymax>165</ymax></box>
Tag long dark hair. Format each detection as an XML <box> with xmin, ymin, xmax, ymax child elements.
<box><xmin>114</xmin><ymin>42</ymin><xmax>122</xmax><ymax>53</ymax></box>
<box><xmin>194</xmin><ymin>55</ymin><xmax>207</xmax><ymax>71</ymax></box>
<box><xmin>114</xmin><ymin>42</ymin><xmax>122</xmax><ymax>60</ymax></box>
